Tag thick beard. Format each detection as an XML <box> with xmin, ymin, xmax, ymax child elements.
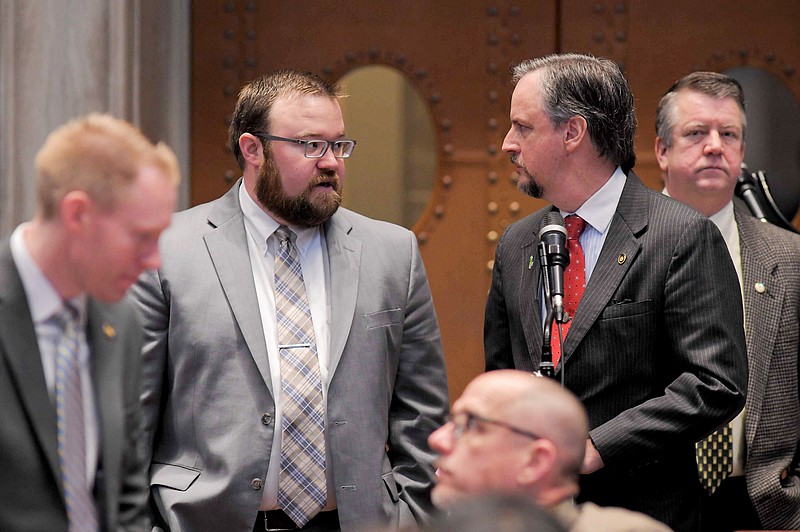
<box><xmin>255</xmin><ymin>156</ymin><xmax>342</xmax><ymax>227</ymax></box>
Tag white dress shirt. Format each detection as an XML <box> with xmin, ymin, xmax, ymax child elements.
<box><xmin>707</xmin><ymin>201</ymin><xmax>746</xmax><ymax>477</ymax></box>
<box><xmin>238</xmin><ymin>183</ymin><xmax>337</xmax><ymax>510</ymax></box>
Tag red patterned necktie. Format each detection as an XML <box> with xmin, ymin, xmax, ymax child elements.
<box><xmin>550</xmin><ymin>215</ymin><xmax>587</xmax><ymax>368</ymax></box>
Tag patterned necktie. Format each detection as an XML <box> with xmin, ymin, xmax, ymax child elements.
<box><xmin>550</xmin><ymin>215</ymin><xmax>587</xmax><ymax>368</ymax></box>
<box><xmin>53</xmin><ymin>305</ymin><xmax>99</xmax><ymax>532</ymax></box>
<box><xmin>273</xmin><ymin>226</ymin><xmax>327</xmax><ymax>527</ymax></box>
<box><xmin>696</xmin><ymin>422</ymin><xmax>734</xmax><ymax>494</ymax></box>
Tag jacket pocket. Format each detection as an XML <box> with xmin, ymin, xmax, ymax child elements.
<box><xmin>600</xmin><ymin>299</ymin><xmax>654</xmax><ymax>320</ymax></box>
<box><xmin>382</xmin><ymin>471</ymin><xmax>400</xmax><ymax>503</ymax></box>
<box><xmin>364</xmin><ymin>308</ymin><xmax>403</xmax><ymax>330</ymax></box>
<box><xmin>150</xmin><ymin>462</ymin><xmax>201</xmax><ymax>491</ymax></box>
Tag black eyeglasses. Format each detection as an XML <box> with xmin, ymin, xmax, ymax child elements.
<box><xmin>446</xmin><ymin>411</ymin><xmax>541</xmax><ymax>440</ymax></box>
<box><xmin>252</xmin><ymin>133</ymin><xmax>357</xmax><ymax>159</ymax></box>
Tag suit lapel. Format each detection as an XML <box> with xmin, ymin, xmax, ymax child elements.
<box><xmin>0</xmin><ymin>242</ymin><xmax>62</xmax><ymax>490</ymax></box>
<box><xmin>88</xmin><ymin>300</ymin><xmax>124</xmax><ymax>522</ymax></box>
<box><xmin>560</xmin><ymin>174</ymin><xmax>645</xmax><ymax>367</ymax></box>
<box><xmin>204</xmin><ymin>183</ymin><xmax>273</xmax><ymax>396</ymax></box>
<box><xmin>520</xmin><ymin>215</ymin><xmax>545</xmax><ymax>362</ymax></box>
<box><xmin>736</xmin><ymin>207</ymin><xmax>780</xmax><ymax>449</ymax></box>
<box><xmin>324</xmin><ymin>212</ymin><xmax>360</xmax><ymax>379</ymax></box>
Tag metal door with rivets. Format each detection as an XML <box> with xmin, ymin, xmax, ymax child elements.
<box><xmin>191</xmin><ymin>0</ymin><xmax>800</xmax><ymax>400</ymax></box>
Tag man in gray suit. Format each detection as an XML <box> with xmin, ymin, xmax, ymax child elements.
<box><xmin>132</xmin><ymin>70</ymin><xmax>449</xmax><ymax>531</ymax></box>
<box><xmin>656</xmin><ymin>71</ymin><xmax>800</xmax><ymax>531</ymax></box>
<box><xmin>484</xmin><ymin>54</ymin><xmax>748</xmax><ymax>531</ymax></box>
<box><xmin>0</xmin><ymin>113</ymin><xmax>179</xmax><ymax>531</ymax></box>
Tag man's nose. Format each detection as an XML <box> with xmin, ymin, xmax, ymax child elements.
<box><xmin>502</xmin><ymin>128</ymin><xmax>518</xmax><ymax>153</ymax></box>
<box><xmin>428</xmin><ymin>422</ymin><xmax>454</xmax><ymax>455</ymax></box>
<box><xmin>704</xmin><ymin>130</ymin><xmax>723</xmax><ymax>154</ymax></box>
<box><xmin>139</xmin><ymin>243</ymin><xmax>162</xmax><ymax>271</ymax></box>
<box><xmin>317</xmin><ymin>146</ymin><xmax>340</xmax><ymax>170</ymax></box>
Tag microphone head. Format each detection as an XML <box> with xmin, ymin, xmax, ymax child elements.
<box><xmin>538</xmin><ymin>211</ymin><xmax>567</xmax><ymax>240</ymax></box>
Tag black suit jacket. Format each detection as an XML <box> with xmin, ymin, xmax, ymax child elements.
<box><xmin>485</xmin><ymin>173</ymin><xmax>748</xmax><ymax>531</ymax></box>
<box><xmin>0</xmin><ymin>240</ymin><xmax>150</xmax><ymax>531</ymax></box>
<box><xmin>734</xmin><ymin>202</ymin><xmax>800</xmax><ymax>530</ymax></box>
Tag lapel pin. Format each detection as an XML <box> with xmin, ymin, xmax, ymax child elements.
<box><xmin>617</xmin><ymin>253</ymin><xmax>627</xmax><ymax>265</ymax></box>
<box><xmin>529</xmin><ymin>255</ymin><xmax>534</xmax><ymax>270</ymax></box>
<box><xmin>754</xmin><ymin>282</ymin><xmax>766</xmax><ymax>294</ymax></box>
<box><xmin>102</xmin><ymin>323</ymin><xmax>116</xmax><ymax>338</ymax></box>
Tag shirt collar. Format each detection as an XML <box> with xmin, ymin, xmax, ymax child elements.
<box><xmin>238</xmin><ymin>179</ymin><xmax>320</xmax><ymax>258</ymax></box>
<box><xmin>10</xmin><ymin>223</ymin><xmax>88</xmax><ymax>325</ymax></box>
<box><xmin>708</xmin><ymin>200</ymin><xmax>736</xmax><ymax>243</ymax></box>
<box><xmin>560</xmin><ymin>166</ymin><xmax>626</xmax><ymax>235</ymax></box>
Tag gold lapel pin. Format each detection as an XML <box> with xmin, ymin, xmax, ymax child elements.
<box><xmin>617</xmin><ymin>253</ymin><xmax>627</xmax><ymax>265</ymax></box>
<box><xmin>754</xmin><ymin>282</ymin><xmax>766</xmax><ymax>294</ymax></box>
<box><xmin>102</xmin><ymin>323</ymin><xmax>116</xmax><ymax>338</ymax></box>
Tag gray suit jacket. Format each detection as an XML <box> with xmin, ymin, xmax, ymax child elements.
<box><xmin>0</xmin><ymin>241</ymin><xmax>150</xmax><ymax>531</ymax></box>
<box><xmin>735</xmin><ymin>201</ymin><xmax>800</xmax><ymax>529</ymax></box>
<box><xmin>485</xmin><ymin>173</ymin><xmax>748</xmax><ymax>531</ymax></box>
<box><xmin>132</xmin><ymin>181</ymin><xmax>448</xmax><ymax>531</ymax></box>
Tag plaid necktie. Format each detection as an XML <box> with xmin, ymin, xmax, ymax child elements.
<box><xmin>273</xmin><ymin>226</ymin><xmax>327</xmax><ymax>527</ymax></box>
<box><xmin>53</xmin><ymin>305</ymin><xmax>99</xmax><ymax>532</ymax></box>
<box><xmin>696</xmin><ymin>422</ymin><xmax>734</xmax><ymax>494</ymax></box>
<box><xmin>550</xmin><ymin>215</ymin><xmax>587</xmax><ymax>367</ymax></box>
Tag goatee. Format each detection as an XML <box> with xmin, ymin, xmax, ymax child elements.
<box><xmin>255</xmin><ymin>156</ymin><xmax>342</xmax><ymax>227</ymax></box>
<box><xmin>512</xmin><ymin>157</ymin><xmax>543</xmax><ymax>199</ymax></box>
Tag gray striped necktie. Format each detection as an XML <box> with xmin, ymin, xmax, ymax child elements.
<box><xmin>273</xmin><ymin>226</ymin><xmax>327</xmax><ymax>526</ymax></box>
<box><xmin>53</xmin><ymin>305</ymin><xmax>99</xmax><ymax>532</ymax></box>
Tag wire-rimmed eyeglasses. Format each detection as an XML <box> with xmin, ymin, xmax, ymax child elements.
<box><xmin>253</xmin><ymin>133</ymin><xmax>357</xmax><ymax>159</ymax></box>
<box><xmin>446</xmin><ymin>411</ymin><xmax>542</xmax><ymax>440</ymax></box>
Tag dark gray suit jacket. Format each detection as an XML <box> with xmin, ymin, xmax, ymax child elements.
<box><xmin>485</xmin><ymin>173</ymin><xmax>748</xmax><ymax>531</ymax></box>
<box><xmin>132</xmin><ymin>181</ymin><xmax>448</xmax><ymax>531</ymax></box>
<box><xmin>0</xmin><ymin>241</ymin><xmax>150</xmax><ymax>531</ymax></box>
<box><xmin>735</xmin><ymin>201</ymin><xmax>800</xmax><ymax>530</ymax></box>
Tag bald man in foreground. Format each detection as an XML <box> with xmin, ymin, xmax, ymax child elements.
<box><xmin>428</xmin><ymin>371</ymin><xmax>672</xmax><ymax>532</ymax></box>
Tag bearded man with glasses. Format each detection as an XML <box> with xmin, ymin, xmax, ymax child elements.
<box><xmin>132</xmin><ymin>69</ymin><xmax>448</xmax><ymax>532</ymax></box>
<box><xmin>428</xmin><ymin>370</ymin><xmax>672</xmax><ymax>532</ymax></box>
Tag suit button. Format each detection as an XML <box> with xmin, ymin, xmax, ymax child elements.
<box><xmin>251</xmin><ymin>478</ymin><xmax>263</xmax><ymax>490</ymax></box>
<box><xmin>261</xmin><ymin>413</ymin><xmax>272</xmax><ymax>425</ymax></box>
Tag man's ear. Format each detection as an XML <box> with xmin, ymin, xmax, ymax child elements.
<box><xmin>239</xmin><ymin>133</ymin><xmax>264</xmax><ymax>167</ymax></box>
<box><xmin>654</xmin><ymin>136</ymin><xmax>669</xmax><ymax>172</ymax></box>
<box><xmin>563</xmin><ymin>115</ymin><xmax>588</xmax><ymax>153</ymax></box>
<box><xmin>517</xmin><ymin>439</ymin><xmax>558</xmax><ymax>486</ymax></box>
<box><xmin>59</xmin><ymin>190</ymin><xmax>93</xmax><ymax>232</ymax></box>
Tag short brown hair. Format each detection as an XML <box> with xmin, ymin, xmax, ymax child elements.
<box><xmin>228</xmin><ymin>69</ymin><xmax>343</xmax><ymax>170</ymax></box>
<box><xmin>34</xmin><ymin>113</ymin><xmax>180</xmax><ymax>219</ymax></box>
<box><xmin>656</xmin><ymin>71</ymin><xmax>747</xmax><ymax>148</ymax></box>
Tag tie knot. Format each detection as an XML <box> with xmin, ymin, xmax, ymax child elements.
<box><xmin>565</xmin><ymin>215</ymin><xmax>586</xmax><ymax>240</ymax></box>
<box><xmin>52</xmin><ymin>304</ymin><xmax>79</xmax><ymax>332</ymax></box>
<box><xmin>275</xmin><ymin>226</ymin><xmax>295</xmax><ymax>246</ymax></box>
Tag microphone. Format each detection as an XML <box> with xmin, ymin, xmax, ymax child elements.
<box><xmin>735</xmin><ymin>164</ymin><xmax>768</xmax><ymax>223</ymax></box>
<box><xmin>538</xmin><ymin>212</ymin><xmax>570</xmax><ymax>323</ymax></box>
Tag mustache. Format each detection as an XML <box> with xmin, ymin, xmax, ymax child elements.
<box><xmin>510</xmin><ymin>153</ymin><xmax>519</xmax><ymax>165</ymax></box>
<box><xmin>310</xmin><ymin>170</ymin><xmax>340</xmax><ymax>189</ymax></box>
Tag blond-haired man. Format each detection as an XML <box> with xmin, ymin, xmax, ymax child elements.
<box><xmin>0</xmin><ymin>113</ymin><xmax>179</xmax><ymax>531</ymax></box>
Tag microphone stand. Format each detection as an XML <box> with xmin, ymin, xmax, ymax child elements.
<box><xmin>538</xmin><ymin>242</ymin><xmax>556</xmax><ymax>379</ymax></box>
